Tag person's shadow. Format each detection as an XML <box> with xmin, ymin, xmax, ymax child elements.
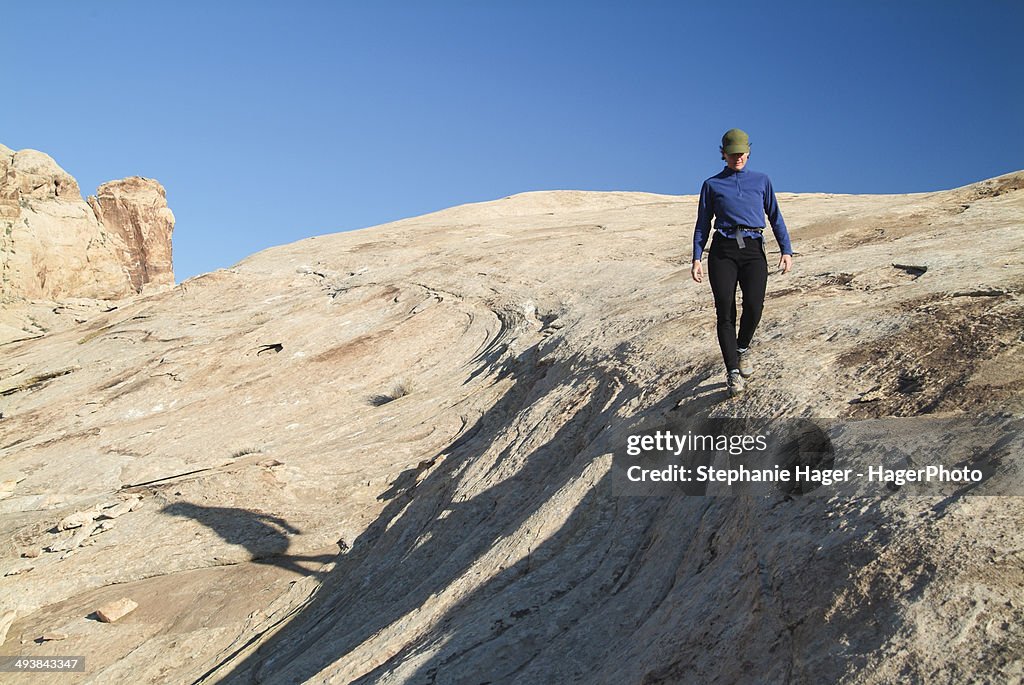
<box><xmin>183</xmin><ymin>338</ymin><xmax>653</xmax><ymax>683</ymax></box>
<box><xmin>161</xmin><ymin>502</ymin><xmax>337</xmax><ymax>577</ymax></box>
<box><xmin>178</xmin><ymin>333</ymin><xmax>915</xmax><ymax>685</ymax></box>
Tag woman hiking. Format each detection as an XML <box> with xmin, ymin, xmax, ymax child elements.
<box><xmin>691</xmin><ymin>128</ymin><xmax>794</xmax><ymax>397</ymax></box>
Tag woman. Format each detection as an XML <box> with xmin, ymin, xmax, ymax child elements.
<box><xmin>691</xmin><ymin>128</ymin><xmax>793</xmax><ymax>397</ymax></box>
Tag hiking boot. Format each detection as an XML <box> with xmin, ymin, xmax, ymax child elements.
<box><xmin>727</xmin><ymin>370</ymin><xmax>745</xmax><ymax>397</ymax></box>
<box><xmin>738</xmin><ymin>348</ymin><xmax>754</xmax><ymax>378</ymax></box>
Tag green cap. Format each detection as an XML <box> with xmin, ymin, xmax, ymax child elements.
<box><xmin>721</xmin><ymin>128</ymin><xmax>750</xmax><ymax>154</ymax></box>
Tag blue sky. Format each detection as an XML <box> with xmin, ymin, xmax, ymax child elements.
<box><xmin>4</xmin><ymin>1</ymin><xmax>1022</xmax><ymax>281</ymax></box>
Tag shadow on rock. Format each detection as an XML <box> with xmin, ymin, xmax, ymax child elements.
<box><xmin>187</xmin><ymin>339</ymin><xmax>930</xmax><ymax>684</ymax></box>
<box><xmin>194</xmin><ymin>339</ymin><xmax>645</xmax><ymax>683</ymax></box>
<box><xmin>162</xmin><ymin>502</ymin><xmax>336</xmax><ymax>577</ymax></box>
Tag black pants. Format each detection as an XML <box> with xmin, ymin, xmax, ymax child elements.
<box><xmin>707</xmin><ymin>236</ymin><xmax>768</xmax><ymax>372</ymax></box>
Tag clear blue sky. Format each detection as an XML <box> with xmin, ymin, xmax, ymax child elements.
<box><xmin>4</xmin><ymin>1</ymin><xmax>1022</xmax><ymax>281</ymax></box>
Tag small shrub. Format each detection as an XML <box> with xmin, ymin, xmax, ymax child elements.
<box><xmin>369</xmin><ymin>380</ymin><xmax>413</xmax><ymax>406</ymax></box>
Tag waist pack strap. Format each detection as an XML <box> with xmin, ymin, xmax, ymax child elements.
<box><xmin>728</xmin><ymin>225</ymin><xmax>763</xmax><ymax>249</ymax></box>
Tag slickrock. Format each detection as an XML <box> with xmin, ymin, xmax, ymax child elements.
<box><xmin>46</xmin><ymin>523</ymin><xmax>101</xmax><ymax>554</ymax></box>
<box><xmin>0</xmin><ymin>610</ymin><xmax>15</xmax><ymax>646</ymax></box>
<box><xmin>96</xmin><ymin>503</ymin><xmax>133</xmax><ymax>520</ymax></box>
<box><xmin>58</xmin><ymin>509</ymin><xmax>100</xmax><ymax>531</ymax></box>
<box><xmin>0</xmin><ymin>171</ymin><xmax>1021</xmax><ymax>683</ymax></box>
<box><xmin>38</xmin><ymin>632</ymin><xmax>68</xmax><ymax>642</ymax></box>
<box><xmin>97</xmin><ymin>495</ymin><xmax>143</xmax><ymax>520</ymax></box>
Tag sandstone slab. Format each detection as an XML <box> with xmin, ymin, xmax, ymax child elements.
<box><xmin>95</xmin><ymin>598</ymin><xmax>138</xmax><ymax>623</ymax></box>
<box><xmin>0</xmin><ymin>173</ymin><xmax>1021</xmax><ymax>683</ymax></box>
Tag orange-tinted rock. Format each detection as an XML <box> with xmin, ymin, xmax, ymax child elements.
<box><xmin>0</xmin><ymin>143</ymin><xmax>174</xmax><ymax>301</ymax></box>
<box><xmin>95</xmin><ymin>598</ymin><xmax>138</xmax><ymax>623</ymax></box>
<box><xmin>88</xmin><ymin>177</ymin><xmax>175</xmax><ymax>292</ymax></box>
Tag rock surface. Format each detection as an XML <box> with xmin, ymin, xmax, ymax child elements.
<box><xmin>0</xmin><ymin>144</ymin><xmax>174</xmax><ymax>303</ymax></box>
<box><xmin>88</xmin><ymin>178</ymin><xmax>175</xmax><ymax>293</ymax></box>
<box><xmin>95</xmin><ymin>598</ymin><xmax>138</xmax><ymax>624</ymax></box>
<box><xmin>0</xmin><ymin>172</ymin><xmax>1022</xmax><ymax>683</ymax></box>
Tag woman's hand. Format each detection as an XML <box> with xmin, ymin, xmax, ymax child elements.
<box><xmin>778</xmin><ymin>254</ymin><xmax>793</xmax><ymax>274</ymax></box>
<box><xmin>691</xmin><ymin>259</ymin><xmax>703</xmax><ymax>283</ymax></box>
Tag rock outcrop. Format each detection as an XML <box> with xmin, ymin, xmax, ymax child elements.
<box><xmin>0</xmin><ymin>144</ymin><xmax>174</xmax><ymax>302</ymax></box>
<box><xmin>0</xmin><ymin>172</ymin><xmax>1021</xmax><ymax>683</ymax></box>
<box><xmin>88</xmin><ymin>178</ymin><xmax>175</xmax><ymax>293</ymax></box>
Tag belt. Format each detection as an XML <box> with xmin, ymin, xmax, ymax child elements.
<box><xmin>725</xmin><ymin>225</ymin><xmax>764</xmax><ymax>248</ymax></box>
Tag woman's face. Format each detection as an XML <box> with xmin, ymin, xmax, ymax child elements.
<box><xmin>724</xmin><ymin>152</ymin><xmax>749</xmax><ymax>171</ymax></box>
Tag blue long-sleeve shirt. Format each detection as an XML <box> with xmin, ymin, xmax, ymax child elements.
<box><xmin>692</xmin><ymin>167</ymin><xmax>793</xmax><ymax>260</ymax></box>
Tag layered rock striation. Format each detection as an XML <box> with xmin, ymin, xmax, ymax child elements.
<box><xmin>0</xmin><ymin>172</ymin><xmax>1021</xmax><ymax>683</ymax></box>
<box><xmin>0</xmin><ymin>144</ymin><xmax>174</xmax><ymax>301</ymax></box>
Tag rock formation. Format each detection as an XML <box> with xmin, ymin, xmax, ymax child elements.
<box><xmin>0</xmin><ymin>144</ymin><xmax>174</xmax><ymax>302</ymax></box>
<box><xmin>0</xmin><ymin>172</ymin><xmax>1021</xmax><ymax>683</ymax></box>
<box><xmin>88</xmin><ymin>177</ymin><xmax>175</xmax><ymax>293</ymax></box>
